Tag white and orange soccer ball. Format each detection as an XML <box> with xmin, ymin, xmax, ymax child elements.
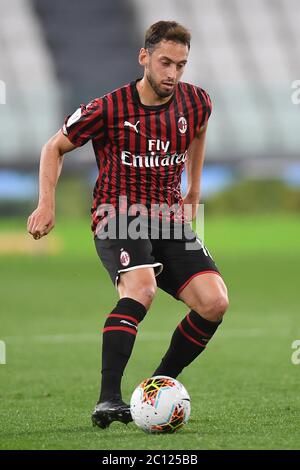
<box><xmin>130</xmin><ymin>376</ymin><xmax>191</xmax><ymax>433</ymax></box>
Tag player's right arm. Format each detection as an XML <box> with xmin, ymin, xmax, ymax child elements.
<box><xmin>27</xmin><ymin>131</ymin><xmax>76</xmax><ymax>240</ymax></box>
<box><xmin>28</xmin><ymin>98</ymin><xmax>106</xmax><ymax>239</ymax></box>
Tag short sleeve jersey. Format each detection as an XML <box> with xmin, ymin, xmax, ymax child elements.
<box><xmin>62</xmin><ymin>79</ymin><xmax>212</xmax><ymax>233</ymax></box>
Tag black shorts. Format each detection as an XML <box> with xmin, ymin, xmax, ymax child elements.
<box><xmin>94</xmin><ymin>221</ymin><xmax>221</xmax><ymax>299</ymax></box>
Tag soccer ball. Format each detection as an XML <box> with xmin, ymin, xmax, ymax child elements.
<box><xmin>130</xmin><ymin>375</ymin><xmax>191</xmax><ymax>433</ymax></box>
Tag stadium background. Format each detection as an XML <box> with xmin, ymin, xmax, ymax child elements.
<box><xmin>0</xmin><ymin>0</ymin><xmax>299</xmax><ymax>450</ymax></box>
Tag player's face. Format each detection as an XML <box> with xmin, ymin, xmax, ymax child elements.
<box><xmin>141</xmin><ymin>40</ymin><xmax>189</xmax><ymax>98</ymax></box>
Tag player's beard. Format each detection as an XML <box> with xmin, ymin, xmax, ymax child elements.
<box><xmin>146</xmin><ymin>70</ymin><xmax>175</xmax><ymax>99</ymax></box>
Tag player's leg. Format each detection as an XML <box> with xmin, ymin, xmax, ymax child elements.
<box><xmin>92</xmin><ymin>236</ymin><xmax>162</xmax><ymax>428</ymax></box>
<box><xmin>99</xmin><ymin>267</ymin><xmax>157</xmax><ymax>404</ymax></box>
<box><xmin>152</xmin><ymin>233</ymin><xmax>229</xmax><ymax>378</ymax></box>
<box><xmin>118</xmin><ymin>266</ymin><xmax>157</xmax><ymax>308</ymax></box>
<box><xmin>92</xmin><ymin>267</ymin><xmax>157</xmax><ymax>428</ymax></box>
<box><xmin>178</xmin><ymin>272</ymin><xmax>228</xmax><ymax>322</ymax></box>
<box><xmin>153</xmin><ymin>272</ymin><xmax>229</xmax><ymax>378</ymax></box>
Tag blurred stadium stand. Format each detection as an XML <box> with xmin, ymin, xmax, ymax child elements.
<box><xmin>0</xmin><ymin>0</ymin><xmax>140</xmax><ymax>166</ymax></box>
<box><xmin>131</xmin><ymin>0</ymin><xmax>300</xmax><ymax>162</ymax></box>
<box><xmin>32</xmin><ymin>0</ymin><xmax>140</xmax><ymax>110</ymax></box>
<box><xmin>0</xmin><ymin>0</ymin><xmax>299</xmax><ymax>208</ymax></box>
<box><xmin>0</xmin><ymin>0</ymin><xmax>61</xmax><ymax>163</ymax></box>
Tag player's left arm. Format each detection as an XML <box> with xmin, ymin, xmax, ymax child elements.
<box><xmin>182</xmin><ymin>123</ymin><xmax>208</xmax><ymax>220</ymax></box>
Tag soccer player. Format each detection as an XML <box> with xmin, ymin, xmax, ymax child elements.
<box><xmin>27</xmin><ymin>21</ymin><xmax>229</xmax><ymax>429</ymax></box>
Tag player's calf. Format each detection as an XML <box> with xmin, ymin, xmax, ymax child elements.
<box><xmin>153</xmin><ymin>276</ymin><xmax>229</xmax><ymax>378</ymax></box>
<box><xmin>99</xmin><ymin>297</ymin><xmax>148</xmax><ymax>404</ymax></box>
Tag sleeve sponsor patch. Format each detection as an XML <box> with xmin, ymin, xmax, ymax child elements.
<box><xmin>66</xmin><ymin>107</ymin><xmax>82</xmax><ymax>129</ymax></box>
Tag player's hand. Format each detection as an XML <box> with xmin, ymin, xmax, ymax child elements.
<box><xmin>27</xmin><ymin>206</ymin><xmax>55</xmax><ymax>240</ymax></box>
<box><xmin>182</xmin><ymin>192</ymin><xmax>200</xmax><ymax>221</ymax></box>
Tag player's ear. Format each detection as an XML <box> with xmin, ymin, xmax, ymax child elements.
<box><xmin>138</xmin><ymin>48</ymin><xmax>148</xmax><ymax>66</ymax></box>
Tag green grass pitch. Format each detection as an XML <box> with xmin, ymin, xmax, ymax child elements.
<box><xmin>0</xmin><ymin>214</ymin><xmax>299</xmax><ymax>450</ymax></box>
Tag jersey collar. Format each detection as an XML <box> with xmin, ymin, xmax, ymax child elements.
<box><xmin>131</xmin><ymin>78</ymin><xmax>176</xmax><ymax>111</ymax></box>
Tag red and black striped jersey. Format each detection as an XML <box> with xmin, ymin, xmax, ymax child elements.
<box><xmin>62</xmin><ymin>79</ymin><xmax>212</xmax><ymax>233</ymax></box>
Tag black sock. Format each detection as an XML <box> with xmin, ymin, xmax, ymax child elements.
<box><xmin>153</xmin><ymin>310</ymin><xmax>222</xmax><ymax>379</ymax></box>
<box><xmin>99</xmin><ymin>297</ymin><xmax>147</xmax><ymax>402</ymax></box>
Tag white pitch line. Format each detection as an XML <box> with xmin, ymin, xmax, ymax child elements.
<box><xmin>3</xmin><ymin>333</ymin><xmax>99</xmax><ymax>344</ymax></box>
<box><xmin>2</xmin><ymin>328</ymin><xmax>296</xmax><ymax>344</ymax></box>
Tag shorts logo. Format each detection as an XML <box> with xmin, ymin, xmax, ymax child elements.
<box><xmin>178</xmin><ymin>116</ymin><xmax>187</xmax><ymax>134</ymax></box>
<box><xmin>120</xmin><ymin>249</ymin><xmax>130</xmax><ymax>267</ymax></box>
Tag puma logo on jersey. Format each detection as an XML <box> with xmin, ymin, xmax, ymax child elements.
<box><xmin>124</xmin><ymin>120</ymin><xmax>140</xmax><ymax>133</ymax></box>
<box><xmin>120</xmin><ymin>320</ymin><xmax>138</xmax><ymax>330</ymax></box>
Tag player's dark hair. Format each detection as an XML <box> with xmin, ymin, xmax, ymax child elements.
<box><xmin>144</xmin><ymin>21</ymin><xmax>191</xmax><ymax>52</ymax></box>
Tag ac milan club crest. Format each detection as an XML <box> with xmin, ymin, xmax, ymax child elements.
<box><xmin>178</xmin><ymin>116</ymin><xmax>187</xmax><ymax>134</ymax></box>
<box><xmin>120</xmin><ymin>249</ymin><xmax>130</xmax><ymax>267</ymax></box>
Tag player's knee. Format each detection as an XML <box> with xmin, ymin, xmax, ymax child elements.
<box><xmin>126</xmin><ymin>283</ymin><xmax>157</xmax><ymax>310</ymax></box>
<box><xmin>206</xmin><ymin>294</ymin><xmax>229</xmax><ymax>321</ymax></box>
<box><xmin>137</xmin><ymin>284</ymin><xmax>157</xmax><ymax>309</ymax></box>
<box><xmin>194</xmin><ymin>294</ymin><xmax>229</xmax><ymax>322</ymax></box>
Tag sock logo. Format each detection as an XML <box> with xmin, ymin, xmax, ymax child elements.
<box><xmin>103</xmin><ymin>312</ymin><xmax>140</xmax><ymax>337</ymax></box>
<box><xmin>120</xmin><ymin>320</ymin><xmax>138</xmax><ymax>330</ymax></box>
